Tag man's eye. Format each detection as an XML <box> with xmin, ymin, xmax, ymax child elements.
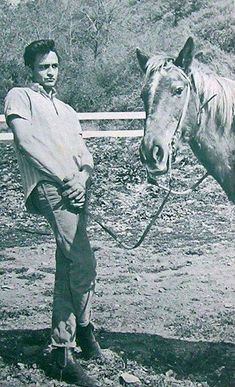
<box><xmin>52</xmin><ymin>64</ymin><xmax>58</xmax><ymax>69</ymax></box>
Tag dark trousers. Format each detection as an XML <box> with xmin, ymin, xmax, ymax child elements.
<box><xmin>32</xmin><ymin>181</ymin><xmax>96</xmax><ymax>347</ymax></box>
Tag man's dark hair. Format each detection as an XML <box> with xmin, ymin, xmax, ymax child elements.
<box><xmin>23</xmin><ymin>39</ymin><xmax>60</xmax><ymax>68</ymax></box>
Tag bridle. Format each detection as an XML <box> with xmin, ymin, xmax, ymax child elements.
<box><xmin>88</xmin><ymin>66</ymin><xmax>217</xmax><ymax>249</ymax></box>
<box><xmin>168</xmin><ymin>66</ymin><xmax>192</xmax><ymax>180</ymax></box>
<box><xmin>150</xmin><ymin>64</ymin><xmax>217</xmax><ymax>195</ymax></box>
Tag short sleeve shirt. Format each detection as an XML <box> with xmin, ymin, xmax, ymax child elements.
<box><xmin>4</xmin><ymin>84</ymin><xmax>93</xmax><ymax>213</ymax></box>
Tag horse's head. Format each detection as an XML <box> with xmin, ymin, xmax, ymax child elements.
<box><xmin>137</xmin><ymin>37</ymin><xmax>195</xmax><ymax>182</ymax></box>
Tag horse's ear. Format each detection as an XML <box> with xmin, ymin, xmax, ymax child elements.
<box><xmin>136</xmin><ymin>48</ymin><xmax>149</xmax><ymax>73</ymax></box>
<box><xmin>174</xmin><ymin>37</ymin><xmax>194</xmax><ymax>73</ymax></box>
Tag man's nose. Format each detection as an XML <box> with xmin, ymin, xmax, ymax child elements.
<box><xmin>47</xmin><ymin>66</ymin><xmax>55</xmax><ymax>76</ymax></box>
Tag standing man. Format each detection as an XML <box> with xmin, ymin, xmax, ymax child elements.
<box><xmin>5</xmin><ymin>40</ymin><xmax>102</xmax><ymax>387</ymax></box>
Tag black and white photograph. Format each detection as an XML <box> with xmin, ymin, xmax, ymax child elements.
<box><xmin>0</xmin><ymin>0</ymin><xmax>234</xmax><ymax>386</ymax></box>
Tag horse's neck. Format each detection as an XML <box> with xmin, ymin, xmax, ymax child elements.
<box><xmin>193</xmin><ymin>69</ymin><xmax>235</xmax><ymax>122</ymax></box>
<box><xmin>188</xmin><ymin>70</ymin><xmax>235</xmax><ymax>202</ymax></box>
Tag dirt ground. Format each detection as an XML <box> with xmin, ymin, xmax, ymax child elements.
<box><xmin>0</xmin><ymin>139</ymin><xmax>235</xmax><ymax>386</ymax></box>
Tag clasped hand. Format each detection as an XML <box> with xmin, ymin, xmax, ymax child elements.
<box><xmin>62</xmin><ymin>174</ymin><xmax>86</xmax><ymax>209</ymax></box>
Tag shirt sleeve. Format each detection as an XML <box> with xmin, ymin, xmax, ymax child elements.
<box><xmin>4</xmin><ymin>87</ymin><xmax>31</xmax><ymax>125</ymax></box>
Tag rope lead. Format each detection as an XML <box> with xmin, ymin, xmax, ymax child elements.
<box><xmin>88</xmin><ymin>188</ymin><xmax>171</xmax><ymax>250</ymax></box>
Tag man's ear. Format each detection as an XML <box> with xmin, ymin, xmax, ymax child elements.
<box><xmin>174</xmin><ymin>37</ymin><xmax>194</xmax><ymax>73</ymax></box>
<box><xmin>136</xmin><ymin>48</ymin><xmax>149</xmax><ymax>73</ymax></box>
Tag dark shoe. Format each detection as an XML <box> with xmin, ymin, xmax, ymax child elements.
<box><xmin>51</xmin><ymin>347</ymin><xmax>101</xmax><ymax>386</ymax></box>
<box><xmin>76</xmin><ymin>323</ymin><xmax>103</xmax><ymax>360</ymax></box>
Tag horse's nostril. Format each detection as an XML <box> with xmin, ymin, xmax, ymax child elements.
<box><xmin>153</xmin><ymin>145</ymin><xmax>164</xmax><ymax>163</ymax></box>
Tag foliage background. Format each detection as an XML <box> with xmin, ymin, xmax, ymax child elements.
<box><xmin>0</xmin><ymin>0</ymin><xmax>234</xmax><ymax>115</ymax></box>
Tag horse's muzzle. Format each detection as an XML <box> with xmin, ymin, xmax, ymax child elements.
<box><xmin>139</xmin><ymin>141</ymin><xmax>169</xmax><ymax>182</ymax></box>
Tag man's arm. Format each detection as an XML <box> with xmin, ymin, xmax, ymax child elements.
<box><xmin>76</xmin><ymin>136</ymin><xmax>94</xmax><ymax>184</ymax></box>
<box><xmin>9</xmin><ymin>115</ymin><xmax>67</xmax><ymax>183</ymax></box>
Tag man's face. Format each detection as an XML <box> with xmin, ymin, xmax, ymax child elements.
<box><xmin>32</xmin><ymin>51</ymin><xmax>59</xmax><ymax>92</ymax></box>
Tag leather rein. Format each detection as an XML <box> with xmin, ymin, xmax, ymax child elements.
<box><xmin>87</xmin><ymin>188</ymin><xmax>171</xmax><ymax>250</ymax></box>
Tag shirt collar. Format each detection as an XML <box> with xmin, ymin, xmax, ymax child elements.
<box><xmin>29</xmin><ymin>82</ymin><xmax>57</xmax><ymax>98</ymax></box>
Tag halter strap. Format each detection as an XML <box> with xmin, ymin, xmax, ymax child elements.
<box><xmin>155</xmin><ymin>65</ymin><xmax>213</xmax><ymax>194</ymax></box>
<box><xmin>169</xmin><ymin>79</ymin><xmax>191</xmax><ymax>179</ymax></box>
<box><xmin>197</xmin><ymin>93</ymin><xmax>217</xmax><ymax>126</ymax></box>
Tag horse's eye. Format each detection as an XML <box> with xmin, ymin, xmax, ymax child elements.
<box><xmin>173</xmin><ymin>87</ymin><xmax>184</xmax><ymax>96</ymax></box>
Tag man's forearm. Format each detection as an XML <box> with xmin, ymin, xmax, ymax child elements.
<box><xmin>78</xmin><ymin>136</ymin><xmax>94</xmax><ymax>176</ymax></box>
<box><xmin>18</xmin><ymin>138</ymin><xmax>67</xmax><ymax>183</ymax></box>
<box><xmin>77</xmin><ymin>146</ymin><xmax>94</xmax><ymax>186</ymax></box>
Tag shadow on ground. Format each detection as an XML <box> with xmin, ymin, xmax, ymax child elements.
<box><xmin>0</xmin><ymin>328</ymin><xmax>234</xmax><ymax>386</ymax></box>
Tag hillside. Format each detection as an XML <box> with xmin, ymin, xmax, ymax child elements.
<box><xmin>0</xmin><ymin>0</ymin><xmax>234</xmax><ymax>114</ymax></box>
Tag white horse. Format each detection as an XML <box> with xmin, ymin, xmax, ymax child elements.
<box><xmin>137</xmin><ymin>37</ymin><xmax>235</xmax><ymax>203</ymax></box>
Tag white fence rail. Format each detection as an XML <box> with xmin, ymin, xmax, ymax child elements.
<box><xmin>0</xmin><ymin>112</ymin><xmax>146</xmax><ymax>140</ymax></box>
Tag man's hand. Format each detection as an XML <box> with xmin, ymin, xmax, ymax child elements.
<box><xmin>62</xmin><ymin>174</ymin><xmax>86</xmax><ymax>209</ymax></box>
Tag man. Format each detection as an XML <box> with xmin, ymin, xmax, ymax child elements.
<box><xmin>4</xmin><ymin>39</ymin><xmax>102</xmax><ymax>387</ymax></box>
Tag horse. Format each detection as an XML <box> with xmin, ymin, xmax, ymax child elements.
<box><xmin>136</xmin><ymin>37</ymin><xmax>235</xmax><ymax>203</ymax></box>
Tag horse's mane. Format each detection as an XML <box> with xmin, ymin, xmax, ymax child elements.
<box><xmin>191</xmin><ymin>62</ymin><xmax>235</xmax><ymax>132</ymax></box>
<box><xmin>145</xmin><ymin>54</ymin><xmax>235</xmax><ymax>133</ymax></box>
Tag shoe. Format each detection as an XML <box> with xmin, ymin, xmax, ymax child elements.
<box><xmin>51</xmin><ymin>347</ymin><xmax>101</xmax><ymax>386</ymax></box>
<box><xmin>76</xmin><ymin>323</ymin><xmax>103</xmax><ymax>360</ymax></box>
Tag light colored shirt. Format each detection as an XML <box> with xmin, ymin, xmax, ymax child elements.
<box><xmin>4</xmin><ymin>83</ymin><xmax>93</xmax><ymax>213</ymax></box>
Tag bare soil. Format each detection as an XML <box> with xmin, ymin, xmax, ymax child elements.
<box><xmin>0</xmin><ymin>139</ymin><xmax>234</xmax><ymax>386</ymax></box>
